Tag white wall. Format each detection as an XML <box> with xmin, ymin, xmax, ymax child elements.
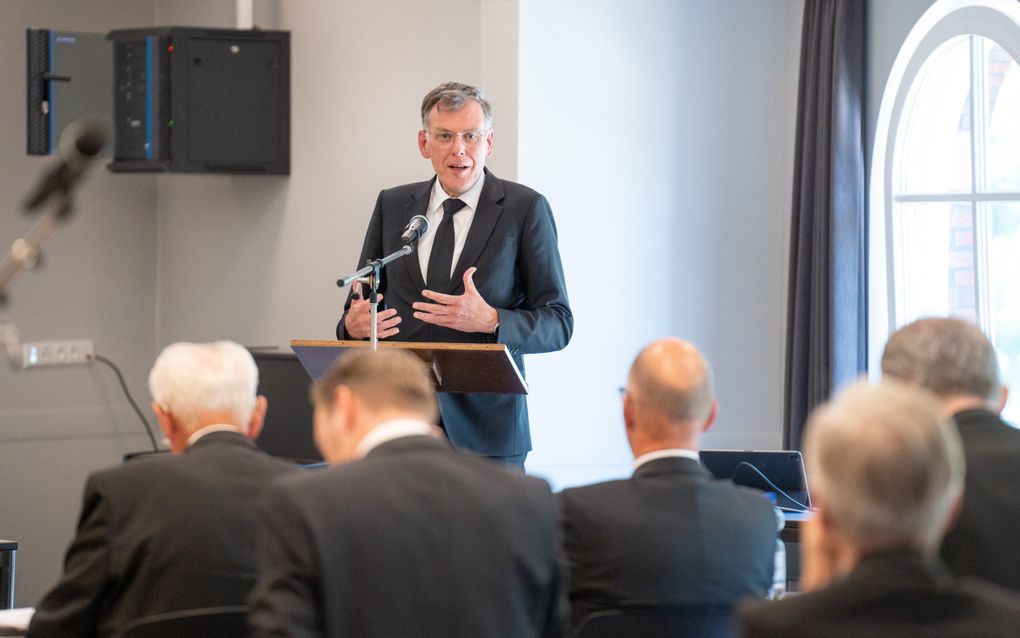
<box><xmin>519</xmin><ymin>0</ymin><xmax>804</xmax><ymax>487</ymax></box>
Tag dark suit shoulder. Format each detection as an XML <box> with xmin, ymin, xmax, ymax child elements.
<box><xmin>491</xmin><ymin>174</ymin><xmax>542</xmax><ymax>200</ymax></box>
<box><xmin>378</xmin><ymin>179</ymin><xmax>433</xmax><ymax>201</ymax></box>
<box><xmin>275</xmin><ymin>439</ymin><xmax>551</xmax><ymax>508</ymax></box>
<box><xmin>954</xmin><ymin>409</ymin><xmax>1020</xmax><ymax>450</ymax></box>
<box><xmin>560</xmin><ymin>477</ymin><xmax>630</xmax><ymax>501</ymax></box>
<box><xmin>89</xmin><ymin>435</ymin><xmax>298</xmax><ymax>503</ymax></box>
<box><xmin>562</xmin><ymin>464</ymin><xmax>773</xmax><ymax>519</ymax></box>
<box><xmin>739</xmin><ymin>558</ymin><xmax>1020</xmax><ymax>638</ymax></box>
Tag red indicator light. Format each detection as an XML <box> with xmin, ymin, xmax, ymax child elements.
<box><xmin>167</xmin><ymin>44</ymin><xmax>174</xmax><ymax>53</ymax></box>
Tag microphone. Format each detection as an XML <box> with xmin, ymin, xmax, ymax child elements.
<box><xmin>23</xmin><ymin>121</ymin><xmax>107</xmax><ymax>212</ymax></box>
<box><xmin>400</xmin><ymin>214</ymin><xmax>430</xmax><ymax>244</ymax></box>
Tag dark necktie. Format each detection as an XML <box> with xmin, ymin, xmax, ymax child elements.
<box><xmin>427</xmin><ymin>198</ymin><xmax>467</xmax><ymax>291</ymax></box>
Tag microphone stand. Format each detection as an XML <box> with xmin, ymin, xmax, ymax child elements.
<box><xmin>337</xmin><ymin>243</ymin><xmax>416</xmax><ymax>352</ymax></box>
<box><xmin>0</xmin><ymin>194</ymin><xmax>74</xmax><ymax>368</ymax></box>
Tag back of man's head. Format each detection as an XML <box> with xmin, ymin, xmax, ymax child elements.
<box><xmin>625</xmin><ymin>337</ymin><xmax>715</xmax><ymax>452</ymax></box>
<box><xmin>312</xmin><ymin>349</ymin><xmax>439</xmax><ymax>425</ymax></box>
<box><xmin>148</xmin><ymin>341</ymin><xmax>259</xmax><ymax>432</ymax></box>
<box><xmin>881</xmin><ymin>317</ymin><xmax>999</xmax><ymax>403</ymax></box>
<box><xmin>805</xmin><ymin>380</ymin><xmax>965</xmax><ymax>555</ymax></box>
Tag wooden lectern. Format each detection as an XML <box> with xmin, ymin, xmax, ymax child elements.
<box><xmin>290</xmin><ymin>340</ymin><xmax>528</xmax><ymax>395</ymax></box>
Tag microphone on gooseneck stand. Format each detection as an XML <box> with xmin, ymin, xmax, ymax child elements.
<box><xmin>23</xmin><ymin>121</ymin><xmax>107</xmax><ymax>213</ymax></box>
<box><xmin>400</xmin><ymin>215</ymin><xmax>430</xmax><ymax>245</ymax></box>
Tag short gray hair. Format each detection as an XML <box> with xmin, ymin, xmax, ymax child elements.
<box><xmin>420</xmin><ymin>82</ymin><xmax>493</xmax><ymax>130</ymax></box>
<box><xmin>881</xmin><ymin>317</ymin><xmax>999</xmax><ymax>401</ymax></box>
<box><xmin>148</xmin><ymin>341</ymin><xmax>259</xmax><ymax>430</ymax></box>
<box><xmin>311</xmin><ymin>349</ymin><xmax>438</xmax><ymax>424</ymax></box>
<box><xmin>805</xmin><ymin>380</ymin><xmax>964</xmax><ymax>554</ymax></box>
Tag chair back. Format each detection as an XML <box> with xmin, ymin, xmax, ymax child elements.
<box><xmin>574</xmin><ymin>606</ymin><xmax>735</xmax><ymax>638</ymax></box>
<box><xmin>117</xmin><ymin>605</ymin><xmax>248</xmax><ymax>638</ymax></box>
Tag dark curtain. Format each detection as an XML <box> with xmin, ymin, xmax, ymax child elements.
<box><xmin>784</xmin><ymin>0</ymin><xmax>867</xmax><ymax>450</ymax></box>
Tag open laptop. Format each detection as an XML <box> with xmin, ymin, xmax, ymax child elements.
<box><xmin>700</xmin><ymin>450</ymin><xmax>811</xmax><ymax>512</ymax></box>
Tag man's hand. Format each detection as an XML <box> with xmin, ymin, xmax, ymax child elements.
<box><xmin>344</xmin><ymin>286</ymin><xmax>401</xmax><ymax>339</ymax></box>
<box><xmin>413</xmin><ymin>267</ymin><xmax>499</xmax><ymax>334</ymax></box>
<box><xmin>800</xmin><ymin>513</ymin><xmax>838</xmax><ymax>592</ymax></box>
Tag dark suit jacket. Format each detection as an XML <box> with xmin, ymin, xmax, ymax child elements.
<box><xmin>738</xmin><ymin>549</ymin><xmax>1020</xmax><ymax>638</ymax></box>
<box><xmin>337</xmin><ymin>170</ymin><xmax>573</xmax><ymax>456</ymax></box>
<box><xmin>248</xmin><ymin>435</ymin><xmax>567</xmax><ymax>638</ymax></box>
<box><xmin>940</xmin><ymin>408</ymin><xmax>1020</xmax><ymax>591</ymax></box>
<box><xmin>559</xmin><ymin>457</ymin><xmax>777</xmax><ymax>628</ymax></box>
<box><xmin>28</xmin><ymin>432</ymin><xmax>299</xmax><ymax>638</ymax></box>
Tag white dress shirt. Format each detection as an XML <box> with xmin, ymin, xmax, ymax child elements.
<box><xmin>416</xmin><ymin>174</ymin><xmax>486</xmax><ymax>283</ymax></box>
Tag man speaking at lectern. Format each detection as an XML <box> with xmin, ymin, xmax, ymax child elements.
<box><xmin>337</xmin><ymin>82</ymin><xmax>572</xmax><ymax>467</ymax></box>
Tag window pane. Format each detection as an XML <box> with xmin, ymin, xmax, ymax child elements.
<box><xmin>895</xmin><ymin>36</ymin><xmax>973</xmax><ymax>195</ymax></box>
<box><xmin>984</xmin><ymin>39</ymin><xmax>1020</xmax><ymax>192</ymax></box>
<box><xmin>988</xmin><ymin>203</ymin><xmax>1020</xmax><ymax>426</ymax></box>
<box><xmin>893</xmin><ymin>202</ymin><xmax>976</xmax><ymax>322</ymax></box>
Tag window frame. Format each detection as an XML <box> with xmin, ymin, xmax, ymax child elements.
<box><xmin>868</xmin><ymin>0</ymin><xmax>1020</xmax><ymax>373</ymax></box>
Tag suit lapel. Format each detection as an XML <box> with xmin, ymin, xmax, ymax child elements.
<box><xmin>450</xmin><ymin>169</ymin><xmax>504</xmax><ymax>294</ymax></box>
<box><xmin>399</xmin><ymin>178</ymin><xmax>434</xmax><ymax>294</ymax></box>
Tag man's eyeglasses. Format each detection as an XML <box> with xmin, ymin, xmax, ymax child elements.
<box><xmin>427</xmin><ymin>129</ymin><xmax>489</xmax><ymax>147</ymax></box>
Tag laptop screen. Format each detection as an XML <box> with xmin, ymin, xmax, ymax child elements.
<box><xmin>700</xmin><ymin>450</ymin><xmax>811</xmax><ymax>511</ymax></box>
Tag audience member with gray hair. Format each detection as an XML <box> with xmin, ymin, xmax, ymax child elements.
<box><xmin>882</xmin><ymin>316</ymin><xmax>1020</xmax><ymax>592</ymax></box>
<box><xmin>559</xmin><ymin>337</ymin><xmax>777</xmax><ymax>632</ymax></box>
<box><xmin>29</xmin><ymin>341</ymin><xmax>299</xmax><ymax>638</ymax></box>
<box><xmin>739</xmin><ymin>380</ymin><xmax>1020</xmax><ymax>638</ymax></box>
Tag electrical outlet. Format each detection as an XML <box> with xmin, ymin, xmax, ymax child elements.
<box><xmin>21</xmin><ymin>339</ymin><xmax>94</xmax><ymax>368</ymax></box>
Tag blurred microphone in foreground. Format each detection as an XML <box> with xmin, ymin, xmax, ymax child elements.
<box><xmin>23</xmin><ymin>119</ymin><xmax>107</xmax><ymax>212</ymax></box>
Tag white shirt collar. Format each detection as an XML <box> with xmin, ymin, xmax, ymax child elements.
<box><xmin>187</xmin><ymin>424</ymin><xmax>244</xmax><ymax>447</ymax></box>
<box><xmin>430</xmin><ymin>172</ymin><xmax>485</xmax><ymax>214</ymax></box>
<box><xmin>356</xmin><ymin>418</ymin><xmax>436</xmax><ymax>458</ymax></box>
<box><xmin>633</xmin><ymin>448</ymin><xmax>700</xmax><ymax>471</ymax></box>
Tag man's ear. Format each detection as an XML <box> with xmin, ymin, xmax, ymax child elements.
<box><xmin>152</xmin><ymin>401</ymin><xmax>176</xmax><ymax>450</ymax></box>
<box><xmin>418</xmin><ymin>130</ymin><xmax>430</xmax><ymax>158</ymax></box>
<box><xmin>338</xmin><ymin>386</ymin><xmax>359</xmax><ymax>434</ymax></box>
<box><xmin>246</xmin><ymin>395</ymin><xmax>268</xmax><ymax>441</ymax></box>
<box><xmin>623</xmin><ymin>392</ymin><xmax>636</xmax><ymax>434</ymax></box>
<box><xmin>996</xmin><ymin>385</ymin><xmax>1009</xmax><ymax>414</ymax></box>
<box><xmin>702</xmin><ymin>400</ymin><xmax>719</xmax><ymax>434</ymax></box>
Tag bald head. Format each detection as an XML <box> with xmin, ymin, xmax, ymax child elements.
<box><xmin>625</xmin><ymin>338</ymin><xmax>716</xmax><ymax>451</ymax></box>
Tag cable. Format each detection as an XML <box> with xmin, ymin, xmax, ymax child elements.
<box><xmin>732</xmin><ymin>461</ymin><xmax>814</xmax><ymax>513</ymax></box>
<box><xmin>90</xmin><ymin>353</ymin><xmax>160</xmax><ymax>452</ymax></box>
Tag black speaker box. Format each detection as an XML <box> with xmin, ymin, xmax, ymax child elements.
<box><xmin>106</xmin><ymin>27</ymin><xmax>289</xmax><ymax>174</ymax></box>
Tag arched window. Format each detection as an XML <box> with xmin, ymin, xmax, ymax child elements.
<box><xmin>871</xmin><ymin>0</ymin><xmax>1020</xmax><ymax>424</ymax></box>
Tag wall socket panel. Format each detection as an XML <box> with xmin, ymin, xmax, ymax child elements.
<box><xmin>21</xmin><ymin>339</ymin><xmax>95</xmax><ymax>368</ymax></box>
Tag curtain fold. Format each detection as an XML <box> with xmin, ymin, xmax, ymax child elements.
<box><xmin>784</xmin><ymin>0</ymin><xmax>867</xmax><ymax>450</ymax></box>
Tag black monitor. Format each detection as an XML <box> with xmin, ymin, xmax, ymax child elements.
<box><xmin>252</xmin><ymin>350</ymin><xmax>321</xmax><ymax>463</ymax></box>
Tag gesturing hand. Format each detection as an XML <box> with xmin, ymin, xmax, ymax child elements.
<box><xmin>413</xmin><ymin>267</ymin><xmax>499</xmax><ymax>334</ymax></box>
<box><xmin>344</xmin><ymin>285</ymin><xmax>401</xmax><ymax>339</ymax></box>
